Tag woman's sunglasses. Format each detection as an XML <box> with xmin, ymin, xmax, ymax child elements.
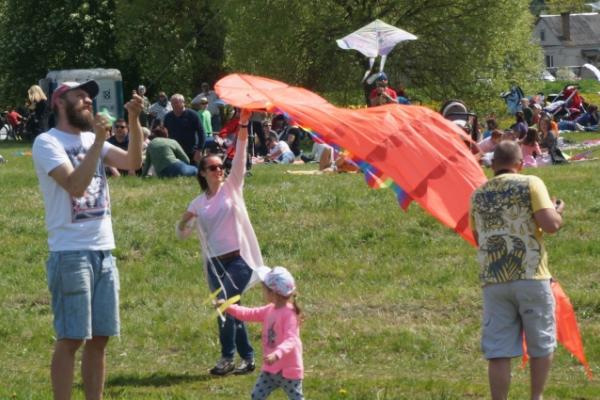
<box><xmin>206</xmin><ymin>164</ymin><xmax>224</xmax><ymax>172</ymax></box>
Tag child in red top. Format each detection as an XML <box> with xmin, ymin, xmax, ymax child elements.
<box><xmin>221</xmin><ymin>266</ymin><xmax>304</xmax><ymax>400</ymax></box>
<box><xmin>7</xmin><ymin>108</ymin><xmax>23</xmax><ymax>128</ymax></box>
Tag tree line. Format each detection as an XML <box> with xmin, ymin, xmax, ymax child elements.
<box><xmin>0</xmin><ymin>0</ymin><xmax>586</xmax><ymax>112</ymax></box>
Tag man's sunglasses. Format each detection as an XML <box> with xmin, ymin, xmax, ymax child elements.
<box><xmin>206</xmin><ymin>164</ymin><xmax>224</xmax><ymax>172</ymax></box>
<box><xmin>115</xmin><ymin>125</ymin><xmax>127</xmax><ymax>129</ymax></box>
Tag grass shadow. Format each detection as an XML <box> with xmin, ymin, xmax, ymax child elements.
<box><xmin>106</xmin><ymin>371</ymin><xmax>213</xmax><ymax>388</ymax></box>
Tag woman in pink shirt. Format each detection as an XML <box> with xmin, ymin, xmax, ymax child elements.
<box><xmin>221</xmin><ymin>266</ymin><xmax>304</xmax><ymax>400</ymax></box>
<box><xmin>177</xmin><ymin>109</ymin><xmax>264</xmax><ymax>376</ymax></box>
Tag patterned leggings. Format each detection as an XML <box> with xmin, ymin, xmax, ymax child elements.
<box><xmin>251</xmin><ymin>371</ymin><xmax>304</xmax><ymax>400</ymax></box>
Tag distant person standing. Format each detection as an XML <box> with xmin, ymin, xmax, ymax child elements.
<box><xmin>32</xmin><ymin>81</ymin><xmax>144</xmax><ymax>400</ymax></box>
<box><xmin>469</xmin><ymin>141</ymin><xmax>564</xmax><ymax>400</ymax></box>
<box><xmin>192</xmin><ymin>82</ymin><xmax>223</xmax><ymax>132</ymax></box>
<box><xmin>137</xmin><ymin>85</ymin><xmax>151</xmax><ymax>127</ymax></box>
<box><xmin>163</xmin><ymin>94</ymin><xmax>204</xmax><ymax>163</ymax></box>
<box><xmin>191</xmin><ymin>96</ymin><xmax>214</xmax><ymax>152</ymax></box>
<box><xmin>27</xmin><ymin>84</ymin><xmax>49</xmax><ymax>137</ymax></box>
<box><xmin>148</xmin><ymin>91</ymin><xmax>172</xmax><ymax>128</ymax></box>
<box><xmin>368</xmin><ymin>73</ymin><xmax>397</xmax><ymax>107</ymax></box>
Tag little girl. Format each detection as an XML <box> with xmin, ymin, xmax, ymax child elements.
<box><xmin>520</xmin><ymin>127</ymin><xmax>542</xmax><ymax>167</ymax></box>
<box><xmin>220</xmin><ymin>266</ymin><xmax>304</xmax><ymax>400</ymax></box>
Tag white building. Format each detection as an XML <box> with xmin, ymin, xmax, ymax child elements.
<box><xmin>532</xmin><ymin>12</ymin><xmax>600</xmax><ymax>77</ymax></box>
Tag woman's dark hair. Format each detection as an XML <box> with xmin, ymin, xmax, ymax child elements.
<box><xmin>523</xmin><ymin>127</ymin><xmax>540</xmax><ymax>146</ymax></box>
<box><xmin>196</xmin><ymin>154</ymin><xmax>222</xmax><ymax>191</ymax></box>
<box><xmin>515</xmin><ymin>111</ymin><xmax>525</xmax><ymax>123</ymax></box>
<box><xmin>486</xmin><ymin>118</ymin><xmax>498</xmax><ymax>130</ymax></box>
<box><xmin>151</xmin><ymin>125</ymin><xmax>168</xmax><ymax>138</ymax></box>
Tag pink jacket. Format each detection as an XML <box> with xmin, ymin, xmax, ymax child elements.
<box><xmin>227</xmin><ymin>303</ymin><xmax>303</xmax><ymax>379</ymax></box>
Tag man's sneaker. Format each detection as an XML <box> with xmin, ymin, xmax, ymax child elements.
<box><xmin>209</xmin><ymin>358</ymin><xmax>235</xmax><ymax>376</ymax></box>
<box><xmin>233</xmin><ymin>359</ymin><xmax>256</xmax><ymax>375</ymax></box>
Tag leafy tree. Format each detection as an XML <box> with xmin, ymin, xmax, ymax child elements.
<box><xmin>0</xmin><ymin>0</ymin><xmax>117</xmax><ymax>106</ymax></box>
<box><xmin>545</xmin><ymin>0</ymin><xmax>588</xmax><ymax>13</ymax></box>
<box><xmin>115</xmin><ymin>0</ymin><xmax>226</xmax><ymax>99</ymax></box>
<box><xmin>530</xmin><ymin>0</ymin><xmax>546</xmax><ymax>16</ymax></box>
<box><xmin>221</xmin><ymin>0</ymin><xmax>543</xmax><ymax>113</ymax></box>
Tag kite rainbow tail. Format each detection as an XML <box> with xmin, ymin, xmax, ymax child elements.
<box><xmin>304</xmin><ymin>127</ymin><xmax>413</xmax><ymax>211</ymax></box>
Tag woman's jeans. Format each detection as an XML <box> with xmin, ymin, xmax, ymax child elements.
<box><xmin>207</xmin><ymin>255</ymin><xmax>254</xmax><ymax>361</ymax></box>
<box><xmin>159</xmin><ymin>161</ymin><xmax>198</xmax><ymax>178</ymax></box>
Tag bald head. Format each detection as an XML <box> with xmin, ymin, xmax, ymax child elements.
<box><xmin>492</xmin><ymin>141</ymin><xmax>522</xmax><ymax>173</ymax></box>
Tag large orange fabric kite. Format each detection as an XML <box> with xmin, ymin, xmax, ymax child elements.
<box><xmin>216</xmin><ymin>73</ymin><xmax>485</xmax><ymax>245</ymax></box>
<box><xmin>215</xmin><ymin>74</ymin><xmax>590</xmax><ymax>378</ymax></box>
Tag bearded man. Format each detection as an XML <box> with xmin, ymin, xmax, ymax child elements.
<box><xmin>32</xmin><ymin>81</ymin><xmax>143</xmax><ymax>400</ymax></box>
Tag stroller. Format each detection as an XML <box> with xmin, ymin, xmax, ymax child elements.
<box><xmin>544</xmin><ymin>85</ymin><xmax>587</xmax><ymax>120</ymax></box>
<box><xmin>500</xmin><ymin>85</ymin><xmax>525</xmax><ymax>115</ymax></box>
<box><xmin>440</xmin><ymin>99</ymin><xmax>480</xmax><ymax>142</ymax></box>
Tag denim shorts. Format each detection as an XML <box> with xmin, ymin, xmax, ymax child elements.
<box><xmin>46</xmin><ymin>250</ymin><xmax>120</xmax><ymax>340</ymax></box>
<box><xmin>482</xmin><ymin>279</ymin><xmax>556</xmax><ymax>359</ymax></box>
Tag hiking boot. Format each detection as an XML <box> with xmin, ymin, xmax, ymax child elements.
<box><xmin>234</xmin><ymin>359</ymin><xmax>256</xmax><ymax>375</ymax></box>
<box><xmin>209</xmin><ymin>358</ymin><xmax>235</xmax><ymax>376</ymax></box>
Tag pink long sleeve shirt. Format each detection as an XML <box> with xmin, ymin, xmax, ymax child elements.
<box><xmin>227</xmin><ymin>303</ymin><xmax>303</xmax><ymax>379</ymax></box>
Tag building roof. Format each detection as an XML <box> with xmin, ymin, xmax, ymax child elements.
<box><xmin>539</xmin><ymin>13</ymin><xmax>600</xmax><ymax>46</ymax></box>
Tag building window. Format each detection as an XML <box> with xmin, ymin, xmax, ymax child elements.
<box><xmin>540</xmin><ymin>30</ymin><xmax>545</xmax><ymax>41</ymax></box>
<box><xmin>545</xmin><ymin>55</ymin><xmax>554</xmax><ymax>68</ymax></box>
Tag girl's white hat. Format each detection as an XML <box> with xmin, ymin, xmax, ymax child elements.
<box><xmin>256</xmin><ymin>266</ymin><xmax>296</xmax><ymax>297</ymax></box>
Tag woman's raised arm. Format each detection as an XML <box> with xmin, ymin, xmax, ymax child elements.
<box><xmin>229</xmin><ymin>109</ymin><xmax>251</xmax><ymax>185</ymax></box>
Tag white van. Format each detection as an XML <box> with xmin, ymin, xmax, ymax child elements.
<box><xmin>39</xmin><ymin>68</ymin><xmax>124</xmax><ymax>118</ymax></box>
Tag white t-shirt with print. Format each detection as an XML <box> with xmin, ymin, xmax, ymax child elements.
<box><xmin>32</xmin><ymin>128</ymin><xmax>116</xmax><ymax>251</ymax></box>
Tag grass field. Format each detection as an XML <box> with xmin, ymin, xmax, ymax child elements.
<box><xmin>1</xmin><ymin>135</ymin><xmax>599</xmax><ymax>399</ymax></box>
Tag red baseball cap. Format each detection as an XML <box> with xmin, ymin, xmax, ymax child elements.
<box><xmin>51</xmin><ymin>80</ymin><xmax>99</xmax><ymax>108</ymax></box>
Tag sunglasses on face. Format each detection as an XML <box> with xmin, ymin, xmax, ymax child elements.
<box><xmin>115</xmin><ymin>125</ymin><xmax>127</xmax><ymax>129</ymax></box>
<box><xmin>206</xmin><ymin>164</ymin><xmax>224</xmax><ymax>172</ymax></box>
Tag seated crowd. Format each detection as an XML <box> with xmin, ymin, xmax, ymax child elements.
<box><xmin>98</xmin><ymin>79</ymin><xmax>597</xmax><ymax>179</ymax></box>
<box><xmin>471</xmin><ymin>91</ymin><xmax>598</xmax><ymax>168</ymax></box>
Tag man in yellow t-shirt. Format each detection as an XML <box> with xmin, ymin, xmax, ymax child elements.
<box><xmin>469</xmin><ymin>141</ymin><xmax>564</xmax><ymax>400</ymax></box>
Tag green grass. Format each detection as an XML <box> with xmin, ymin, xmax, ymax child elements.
<box><xmin>1</xmin><ymin>138</ymin><xmax>599</xmax><ymax>400</ymax></box>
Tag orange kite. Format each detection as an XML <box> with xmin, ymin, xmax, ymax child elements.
<box><xmin>216</xmin><ymin>73</ymin><xmax>485</xmax><ymax>245</ymax></box>
<box><xmin>215</xmin><ymin>74</ymin><xmax>590</xmax><ymax>378</ymax></box>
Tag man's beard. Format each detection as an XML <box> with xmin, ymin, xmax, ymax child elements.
<box><xmin>65</xmin><ymin>98</ymin><xmax>94</xmax><ymax>131</ymax></box>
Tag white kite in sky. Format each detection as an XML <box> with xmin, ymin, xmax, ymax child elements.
<box><xmin>336</xmin><ymin>19</ymin><xmax>417</xmax><ymax>81</ymax></box>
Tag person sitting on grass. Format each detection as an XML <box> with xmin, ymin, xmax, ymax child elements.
<box><xmin>482</xmin><ymin>117</ymin><xmax>498</xmax><ymax>140</ymax></box>
<box><xmin>142</xmin><ymin>125</ymin><xmax>197</xmax><ymax>178</ymax></box>
<box><xmin>511</xmin><ymin>111</ymin><xmax>528</xmax><ymax>139</ymax></box>
<box><xmin>555</xmin><ymin>104</ymin><xmax>598</xmax><ymax>132</ymax></box>
<box><xmin>519</xmin><ymin>127</ymin><xmax>542</xmax><ymax>168</ymax></box>
<box><xmin>477</xmin><ymin>129</ymin><xmax>504</xmax><ymax>167</ymax></box>
<box><xmin>264</xmin><ymin>132</ymin><xmax>295</xmax><ymax>164</ymax></box>
<box><xmin>107</xmin><ymin>118</ymin><xmax>137</xmax><ymax>176</ymax></box>
<box><xmin>219</xmin><ymin>266</ymin><xmax>304</xmax><ymax>400</ymax></box>
<box><xmin>538</xmin><ymin>114</ymin><xmax>567</xmax><ymax>165</ymax></box>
